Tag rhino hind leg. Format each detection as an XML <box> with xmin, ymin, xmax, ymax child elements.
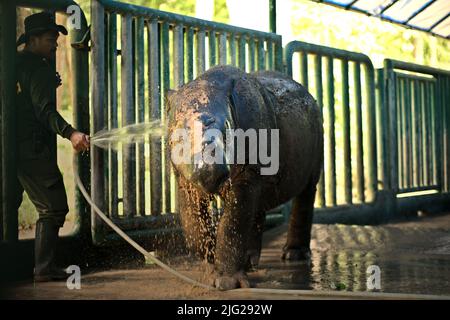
<box><xmin>282</xmin><ymin>182</ymin><xmax>317</xmax><ymax>261</ymax></box>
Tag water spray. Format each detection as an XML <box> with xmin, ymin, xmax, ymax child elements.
<box><xmin>74</xmin><ymin>121</ymin><xmax>215</xmax><ymax>291</ymax></box>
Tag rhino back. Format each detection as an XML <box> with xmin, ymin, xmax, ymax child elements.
<box><xmin>252</xmin><ymin>70</ymin><xmax>324</xmax><ymax>202</ymax></box>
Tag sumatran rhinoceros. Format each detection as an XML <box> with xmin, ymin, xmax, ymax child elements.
<box><xmin>167</xmin><ymin>65</ymin><xmax>323</xmax><ymax>290</ymax></box>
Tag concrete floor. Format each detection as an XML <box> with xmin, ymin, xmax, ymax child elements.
<box><xmin>4</xmin><ymin>213</ymin><xmax>450</xmax><ymax>300</ymax></box>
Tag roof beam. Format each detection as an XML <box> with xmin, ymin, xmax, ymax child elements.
<box><xmin>405</xmin><ymin>0</ymin><xmax>435</xmax><ymax>24</ymax></box>
<box><xmin>379</xmin><ymin>0</ymin><xmax>400</xmax><ymax>16</ymax></box>
<box><xmin>346</xmin><ymin>0</ymin><xmax>359</xmax><ymax>9</ymax></box>
<box><xmin>428</xmin><ymin>12</ymin><xmax>450</xmax><ymax>32</ymax></box>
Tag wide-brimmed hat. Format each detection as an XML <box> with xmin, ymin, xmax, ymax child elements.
<box><xmin>16</xmin><ymin>11</ymin><xmax>68</xmax><ymax>46</ymax></box>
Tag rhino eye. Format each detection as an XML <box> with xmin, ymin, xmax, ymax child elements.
<box><xmin>199</xmin><ymin>114</ymin><xmax>215</xmax><ymax>126</ymax></box>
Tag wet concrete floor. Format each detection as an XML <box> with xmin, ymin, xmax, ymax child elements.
<box><xmin>4</xmin><ymin>213</ymin><xmax>450</xmax><ymax>299</ymax></box>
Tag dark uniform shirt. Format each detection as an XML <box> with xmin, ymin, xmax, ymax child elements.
<box><xmin>15</xmin><ymin>50</ymin><xmax>75</xmax><ymax>156</ymax></box>
<box><xmin>14</xmin><ymin>50</ymin><xmax>72</xmax><ymax>227</ymax></box>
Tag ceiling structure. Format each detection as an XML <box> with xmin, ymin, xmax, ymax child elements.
<box><xmin>311</xmin><ymin>0</ymin><xmax>450</xmax><ymax>39</ymax></box>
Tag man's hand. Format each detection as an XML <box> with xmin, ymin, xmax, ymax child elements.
<box><xmin>70</xmin><ymin>131</ymin><xmax>90</xmax><ymax>153</ymax></box>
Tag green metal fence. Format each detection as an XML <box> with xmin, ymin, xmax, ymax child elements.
<box><xmin>284</xmin><ymin>41</ymin><xmax>380</xmax><ymax>220</ymax></box>
<box><xmin>284</xmin><ymin>42</ymin><xmax>450</xmax><ymax>224</ymax></box>
<box><xmin>2</xmin><ymin>0</ymin><xmax>450</xmax><ymax>256</ymax></box>
<box><xmin>90</xmin><ymin>0</ymin><xmax>283</xmax><ymax>243</ymax></box>
<box><xmin>384</xmin><ymin>59</ymin><xmax>450</xmax><ymax>196</ymax></box>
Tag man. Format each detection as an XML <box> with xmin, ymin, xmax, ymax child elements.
<box><xmin>15</xmin><ymin>11</ymin><xmax>90</xmax><ymax>282</ymax></box>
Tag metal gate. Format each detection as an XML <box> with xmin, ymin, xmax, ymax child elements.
<box><xmin>284</xmin><ymin>41</ymin><xmax>450</xmax><ymax>223</ymax></box>
<box><xmin>2</xmin><ymin>0</ymin><xmax>450</xmax><ymax>254</ymax></box>
<box><xmin>384</xmin><ymin>59</ymin><xmax>450</xmax><ymax>214</ymax></box>
<box><xmin>90</xmin><ymin>0</ymin><xmax>283</xmax><ymax>244</ymax></box>
<box><xmin>284</xmin><ymin>40</ymin><xmax>389</xmax><ymax>224</ymax></box>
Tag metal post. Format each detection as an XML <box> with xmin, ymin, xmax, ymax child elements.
<box><xmin>136</xmin><ymin>17</ymin><xmax>145</xmax><ymax>217</ymax></box>
<box><xmin>269</xmin><ymin>0</ymin><xmax>276</xmax><ymax>33</ymax></box>
<box><xmin>327</xmin><ymin>56</ymin><xmax>336</xmax><ymax>206</ymax></box>
<box><xmin>355</xmin><ymin>63</ymin><xmax>365</xmax><ymax>202</ymax></box>
<box><xmin>148</xmin><ymin>19</ymin><xmax>162</xmax><ymax>216</ymax></box>
<box><xmin>108</xmin><ymin>12</ymin><xmax>118</xmax><ymax>218</ymax></box>
<box><xmin>0</xmin><ymin>0</ymin><xmax>18</xmax><ymax>242</ymax></box>
<box><xmin>121</xmin><ymin>13</ymin><xmax>136</xmax><ymax>218</ymax></box>
<box><xmin>314</xmin><ymin>54</ymin><xmax>325</xmax><ymax>207</ymax></box>
<box><xmin>71</xmin><ymin>4</ymin><xmax>90</xmax><ymax>237</ymax></box>
<box><xmin>91</xmin><ymin>0</ymin><xmax>106</xmax><ymax>242</ymax></box>
<box><xmin>341</xmin><ymin>59</ymin><xmax>351</xmax><ymax>204</ymax></box>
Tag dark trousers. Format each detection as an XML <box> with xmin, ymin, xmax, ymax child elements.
<box><xmin>15</xmin><ymin>140</ymin><xmax>69</xmax><ymax>228</ymax></box>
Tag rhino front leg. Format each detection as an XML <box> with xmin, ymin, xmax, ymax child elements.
<box><xmin>178</xmin><ymin>179</ymin><xmax>216</xmax><ymax>263</ymax></box>
<box><xmin>213</xmin><ymin>183</ymin><xmax>260</xmax><ymax>290</ymax></box>
<box><xmin>282</xmin><ymin>183</ymin><xmax>317</xmax><ymax>261</ymax></box>
<box><xmin>245</xmin><ymin>211</ymin><xmax>266</xmax><ymax>271</ymax></box>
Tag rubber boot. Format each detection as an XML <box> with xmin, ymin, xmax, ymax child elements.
<box><xmin>34</xmin><ymin>219</ymin><xmax>68</xmax><ymax>282</ymax></box>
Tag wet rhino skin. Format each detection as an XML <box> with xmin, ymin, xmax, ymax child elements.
<box><xmin>167</xmin><ymin>66</ymin><xmax>324</xmax><ymax>290</ymax></box>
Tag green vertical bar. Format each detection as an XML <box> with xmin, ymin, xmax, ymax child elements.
<box><xmin>104</xmin><ymin>12</ymin><xmax>110</xmax><ymax>219</ymax></box>
<box><xmin>441</xmin><ymin>76</ymin><xmax>447</xmax><ymax>192</ymax></box>
<box><xmin>426</xmin><ymin>81</ymin><xmax>433</xmax><ymax>186</ymax></box>
<box><xmin>427</xmin><ymin>80</ymin><xmax>434</xmax><ymax>186</ymax></box>
<box><xmin>354</xmin><ymin>63</ymin><xmax>365</xmax><ymax>202</ymax></box>
<box><xmin>398</xmin><ymin>77</ymin><xmax>405</xmax><ymax>190</ymax></box>
<box><xmin>410</xmin><ymin>77</ymin><xmax>417</xmax><ymax>188</ymax></box>
<box><xmin>238</xmin><ymin>35</ymin><xmax>246</xmax><ymax>70</ymax></box>
<box><xmin>186</xmin><ymin>27</ymin><xmax>194</xmax><ymax>82</ymax></box>
<box><xmin>71</xmin><ymin>9</ymin><xmax>90</xmax><ymax>235</ymax></box>
<box><xmin>91</xmin><ymin>0</ymin><xmax>106</xmax><ymax>241</ymax></box>
<box><xmin>148</xmin><ymin>19</ymin><xmax>162</xmax><ymax>215</ymax></box>
<box><xmin>402</xmin><ymin>78</ymin><xmax>409</xmax><ymax>189</ymax></box>
<box><xmin>432</xmin><ymin>80</ymin><xmax>439</xmax><ymax>187</ymax></box>
<box><xmin>342</xmin><ymin>59</ymin><xmax>351</xmax><ymax>204</ymax></box>
<box><xmin>376</xmin><ymin>68</ymin><xmax>388</xmax><ymax>190</ymax></box>
<box><xmin>248</xmin><ymin>38</ymin><xmax>255</xmax><ymax>72</ymax></box>
<box><xmin>269</xmin><ymin>0</ymin><xmax>276</xmax><ymax>33</ymax></box>
<box><xmin>406</xmin><ymin>79</ymin><xmax>413</xmax><ymax>189</ymax></box>
<box><xmin>274</xmin><ymin>40</ymin><xmax>283</xmax><ymax>72</ymax></box>
<box><xmin>229</xmin><ymin>33</ymin><xmax>236</xmax><ymax>67</ymax></box>
<box><xmin>301</xmin><ymin>52</ymin><xmax>308</xmax><ymax>89</ymax></box>
<box><xmin>327</xmin><ymin>56</ymin><xmax>336</xmax><ymax>206</ymax></box>
<box><xmin>314</xmin><ymin>54</ymin><xmax>325</xmax><ymax>207</ymax></box>
<box><xmin>219</xmin><ymin>33</ymin><xmax>227</xmax><ymax>65</ymax></box>
<box><xmin>161</xmin><ymin>22</ymin><xmax>171</xmax><ymax>213</ymax></box>
<box><xmin>267</xmin><ymin>40</ymin><xmax>274</xmax><ymax>70</ymax></box>
<box><xmin>418</xmin><ymin>81</ymin><xmax>424</xmax><ymax>187</ymax></box>
<box><xmin>365</xmin><ymin>64</ymin><xmax>377</xmax><ymax>200</ymax></box>
<box><xmin>121</xmin><ymin>14</ymin><xmax>136</xmax><ymax>218</ymax></box>
<box><xmin>443</xmin><ymin>76</ymin><xmax>450</xmax><ymax>192</ymax></box>
<box><xmin>136</xmin><ymin>17</ymin><xmax>145</xmax><ymax>216</ymax></box>
<box><xmin>413</xmin><ymin>79</ymin><xmax>421</xmax><ymax>187</ymax></box>
<box><xmin>403</xmin><ymin>78</ymin><xmax>410</xmax><ymax>189</ymax></box>
<box><xmin>257</xmin><ymin>39</ymin><xmax>265</xmax><ymax>70</ymax></box>
<box><xmin>108</xmin><ymin>12</ymin><xmax>118</xmax><ymax>218</ymax></box>
<box><xmin>420</xmin><ymin>81</ymin><xmax>428</xmax><ymax>186</ymax></box>
<box><xmin>384</xmin><ymin>61</ymin><xmax>399</xmax><ymax>195</ymax></box>
<box><xmin>196</xmin><ymin>29</ymin><xmax>206</xmax><ymax>76</ymax></box>
<box><xmin>209</xmin><ymin>30</ymin><xmax>216</xmax><ymax>67</ymax></box>
<box><xmin>173</xmin><ymin>23</ymin><xmax>184</xmax><ymax>88</ymax></box>
<box><xmin>439</xmin><ymin>76</ymin><xmax>445</xmax><ymax>191</ymax></box>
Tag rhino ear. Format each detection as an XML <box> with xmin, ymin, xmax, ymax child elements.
<box><xmin>230</xmin><ymin>76</ymin><xmax>263</xmax><ymax>130</ymax></box>
<box><xmin>230</xmin><ymin>76</ymin><xmax>277</xmax><ymax>131</ymax></box>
